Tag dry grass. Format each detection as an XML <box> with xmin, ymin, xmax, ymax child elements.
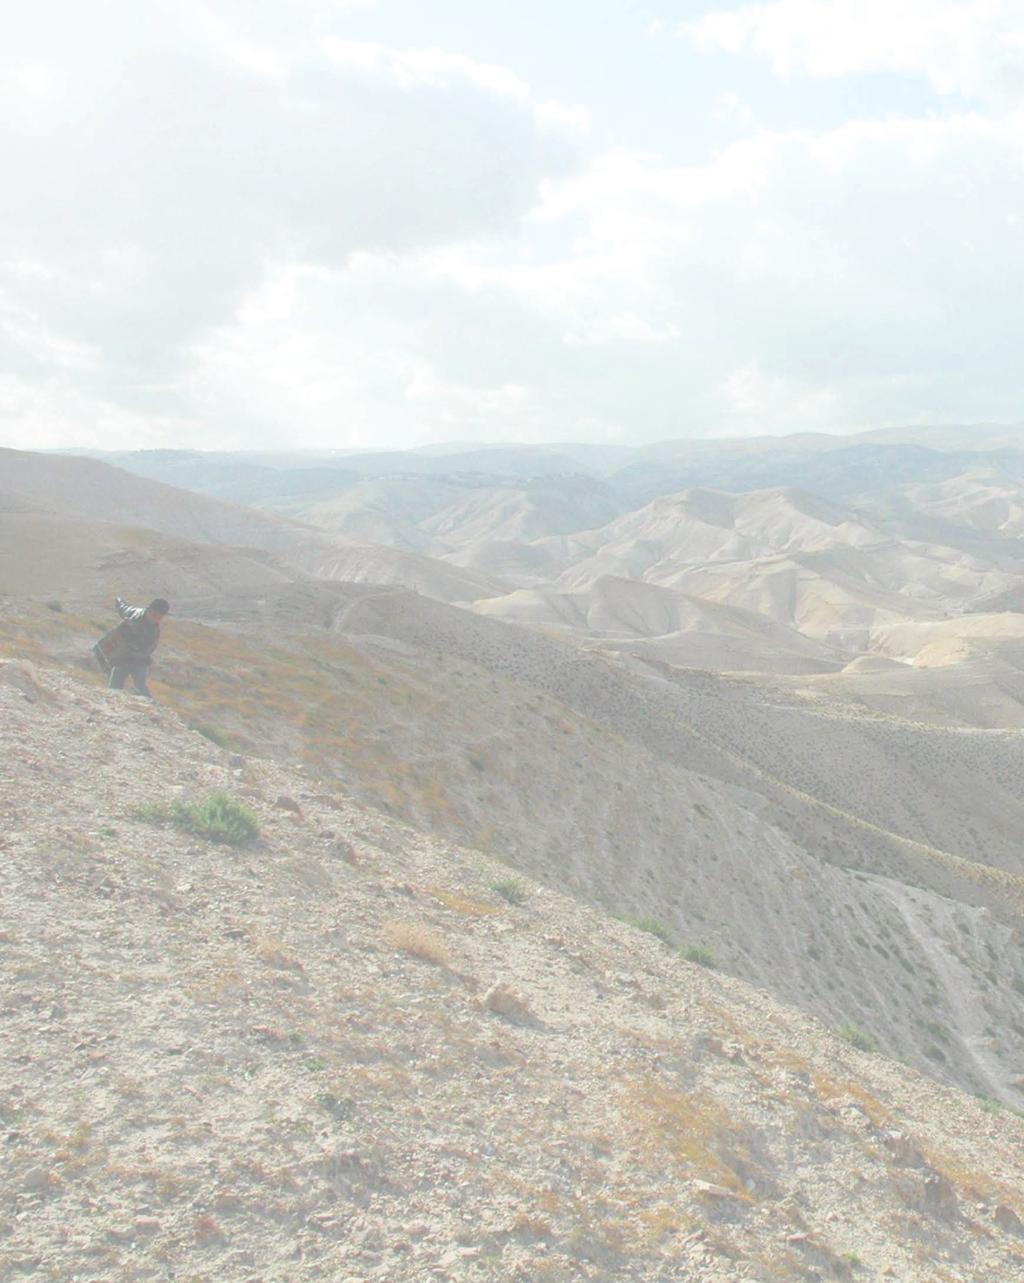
<box><xmin>430</xmin><ymin>888</ymin><xmax>500</xmax><ymax>916</ymax></box>
<box><xmin>809</xmin><ymin>1069</ymin><xmax>891</xmax><ymax>1128</ymax></box>
<box><xmin>250</xmin><ymin>933</ymin><xmax>303</xmax><ymax>971</ymax></box>
<box><xmin>635</xmin><ymin>1203</ymin><xmax>693</xmax><ymax>1246</ymax></box>
<box><xmin>922</xmin><ymin>1141</ymin><xmax>1024</xmax><ymax>1215</ymax></box>
<box><xmin>383</xmin><ymin>920</ymin><xmax>450</xmax><ymax>967</ymax></box>
<box><xmin>620</xmin><ymin>1078</ymin><xmax>752</xmax><ymax>1196</ymax></box>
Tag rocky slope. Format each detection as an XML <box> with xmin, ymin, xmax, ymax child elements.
<box><xmin>7</xmin><ymin>443</ymin><xmax>1024</xmax><ymax>1110</ymax></box>
<box><xmin>4</xmin><ymin>659</ymin><xmax>1024</xmax><ymax>1283</ymax></box>
<box><xmin>5</xmin><ymin>584</ymin><xmax>1024</xmax><ymax>1112</ymax></box>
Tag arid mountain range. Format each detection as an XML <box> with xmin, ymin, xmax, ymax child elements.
<box><xmin>4</xmin><ymin>427</ymin><xmax>1024</xmax><ymax>1279</ymax></box>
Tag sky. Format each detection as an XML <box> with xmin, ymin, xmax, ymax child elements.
<box><xmin>2</xmin><ymin>0</ymin><xmax>1024</xmax><ymax>451</ymax></box>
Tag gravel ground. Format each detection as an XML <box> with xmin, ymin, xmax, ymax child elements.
<box><xmin>3</xmin><ymin>657</ymin><xmax>1024</xmax><ymax>1283</ymax></box>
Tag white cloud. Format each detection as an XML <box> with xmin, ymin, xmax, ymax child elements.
<box><xmin>0</xmin><ymin>1</ymin><xmax>583</xmax><ymax>443</ymax></box>
<box><xmin>683</xmin><ymin>0</ymin><xmax>1024</xmax><ymax>104</ymax></box>
<box><xmin>4</xmin><ymin>0</ymin><xmax>1024</xmax><ymax>450</ymax></box>
<box><xmin>178</xmin><ymin>104</ymin><xmax>1024</xmax><ymax>445</ymax></box>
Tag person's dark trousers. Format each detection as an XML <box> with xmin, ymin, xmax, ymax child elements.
<box><xmin>109</xmin><ymin>665</ymin><xmax>152</xmax><ymax>698</ymax></box>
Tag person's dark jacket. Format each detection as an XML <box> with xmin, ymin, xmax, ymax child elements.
<box><xmin>95</xmin><ymin>599</ymin><xmax>162</xmax><ymax>670</ymax></box>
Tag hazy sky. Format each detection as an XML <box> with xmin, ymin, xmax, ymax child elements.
<box><xmin>3</xmin><ymin>0</ymin><xmax>1024</xmax><ymax>451</ymax></box>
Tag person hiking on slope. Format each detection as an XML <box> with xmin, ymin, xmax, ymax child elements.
<box><xmin>94</xmin><ymin>597</ymin><xmax>170</xmax><ymax>699</ymax></box>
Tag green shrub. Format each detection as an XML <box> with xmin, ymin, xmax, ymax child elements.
<box><xmin>627</xmin><ymin>917</ymin><xmax>672</xmax><ymax>945</ymax></box>
<box><xmin>45</xmin><ymin>600</ymin><xmax>63</xmax><ymax>613</ymax></box>
<box><xmin>837</xmin><ymin>1022</ymin><xmax>879</xmax><ymax>1054</ymax></box>
<box><xmin>133</xmin><ymin>792</ymin><xmax>260</xmax><ymax>846</ymax></box>
<box><xmin>680</xmin><ymin>944</ymin><xmax>717</xmax><ymax>969</ymax></box>
<box><xmin>190</xmin><ymin>722</ymin><xmax>232</xmax><ymax>749</ymax></box>
<box><xmin>174</xmin><ymin>793</ymin><xmax>259</xmax><ymax>845</ymax></box>
<box><xmin>490</xmin><ymin>877</ymin><xmax>528</xmax><ymax>906</ymax></box>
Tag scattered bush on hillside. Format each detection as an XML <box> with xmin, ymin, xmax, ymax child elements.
<box><xmin>626</xmin><ymin>917</ymin><xmax>673</xmax><ymax>945</ymax></box>
<box><xmin>175</xmin><ymin>793</ymin><xmax>260</xmax><ymax>845</ymax></box>
<box><xmin>45</xmin><ymin>600</ymin><xmax>63</xmax><ymax>613</ymax></box>
<box><xmin>491</xmin><ymin>877</ymin><xmax>528</xmax><ymax>906</ymax></box>
<box><xmin>680</xmin><ymin>944</ymin><xmax>718</xmax><ymax>969</ymax></box>
<box><xmin>973</xmin><ymin>1094</ymin><xmax>1024</xmax><ymax>1120</ymax></box>
<box><xmin>132</xmin><ymin>792</ymin><xmax>260</xmax><ymax>846</ymax></box>
<box><xmin>837</xmin><ymin>1022</ymin><xmax>879</xmax><ymax>1054</ymax></box>
<box><xmin>383</xmin><ymin>920</ymin><xmax>450</xmax><ymax>967</ymax></box>
<box><xmin>189</xmin><ymin>721</ymin><xmax>232</xmax><ymax>749</ymax></box>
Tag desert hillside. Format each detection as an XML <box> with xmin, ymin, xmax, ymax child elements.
<box><xmin>6</xmin><ymin>435</ymin><xmax>1024</xmax><ymax>1281</ymax></box>
<box><xmin>11</xmin><ymin>0</ymin><xmax>1024</xmax><ymax>1274</ymax></box>
<box><xmin>4</xmin><ymin>659</ymin><xmax>1024</xmax><ymax>1283</ymax></box>
<box><xmin>6</xmin><ymin>440</ymin><xmax>1024</xmax><ymax>1114</ymax></box>
<box><xmin>82</xmin><ymin>432</ymin><xmax>1024</xmax><ymax>690</ymax></box>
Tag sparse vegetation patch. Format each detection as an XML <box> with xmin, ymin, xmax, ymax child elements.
<box><xmin>132</xmin><ymin>791</ymin><xmax>260</xmax><ymax>846</ymax></box>
<box><xmin>383</xmin><ymin>920</ymin><xmax>450</xmax><ymax>967</ymax></box>
<box><xmin>625</xmin><ymin>917</ymin><xmax>673</xmax><ymax>945</ymax></box>
<box><xmin>491</xmin><ymin>877</ymin><xmax>529</xmax><ymax>906</ymax></box>
<box><xmin>189</xmin><ymin>721</ymin><xmax>233</xmax><ymax>749</ymax></box>
<box><xmin>837</xmin><ymin>1022</ymin><xmax>880</xmax><ymax>1054</ymax></box>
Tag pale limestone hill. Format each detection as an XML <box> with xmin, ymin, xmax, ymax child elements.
<box><xmin>841</xmin><ymin>654</ymin><xmax>909</xmax><ymax>673</ymax></box>
<box><xmin>791</xmin><ymin>646</ymin><xmax>1024</xmax><ymax>729</ymax></box>
<box><xmin>302</xmin><ymin>475</ymin><xmax>622</xmax><ymax>562</ymax></box>
<box><xmin>0</xmin><ymin>448</ymin><xmax>330</xmax><ymax>560</ymax></box>
<box><xmin>420</xmin><ymin>477</ymin><xmax>622</xmax><ymax>549</ymax></box>
<box><xmin>441</xmin><ymin>534</ymin><xmax>582</xmax><ymax>588</ymax></box>
<box><xmin>301</xmin><ymin>542</ymin><xmax>510</xmax><ymax>605</ymax></box>
<box><xmin>551</xmin><ymin>487</ymin><xmax>884</xmax><ymax>587</ymax></box>
<box><xmin>79</xmin><ymin>448</ymin><xmax>361</xmax><ymax>507</ymax></box>
<box><xmin>0</xmin><ymin>450</ymin><xmax>506</xmax><ymax>606</ymax></box>
<box><xmin>473</xmin><ymin>576</ymin><xmax>843</xmax><ymax>675</ymax></box>
<box><xmin>4</xmin><ymin>660</ymin><xmax>1024</xmax><ymax>1283</ymax></box>
<box><xmin>475</xmin><ymin>485</ymin><xmax>1022</xmax><ymax>652</ymax></box>
<box><xmin>299</xmin><ymin>476</ymin><xmax>465</xmax><ymax>549</ymax></box>
<box><xmin>0</xmin><ymin>509</ymin><xmax>296</xmax><ymax>607</ymax></box>
<box><xmin>901</xmin><ymin>471</ymin><xmax>1024</xmax><ymax>538</ymax></box>
<box><xmin>870</xmin><ymin>613</ymin><xmax>1024</xmax><ymax>665</ymax></box>
<box><xmin>655</xmin><ymin>542</ymin><xmax>1011</xmax><ymax>649</ymax></box>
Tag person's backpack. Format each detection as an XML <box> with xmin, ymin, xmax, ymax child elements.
<box><xmin>92</xmin><ymin>622</ymin><xmax>128</xmax><ymax>675</ymax></box>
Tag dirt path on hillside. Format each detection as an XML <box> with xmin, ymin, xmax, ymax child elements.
<box><xmin>864</xmin><ymin>873</ymin><xmax>1017</xmax><ymax>1104</ymax></box>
